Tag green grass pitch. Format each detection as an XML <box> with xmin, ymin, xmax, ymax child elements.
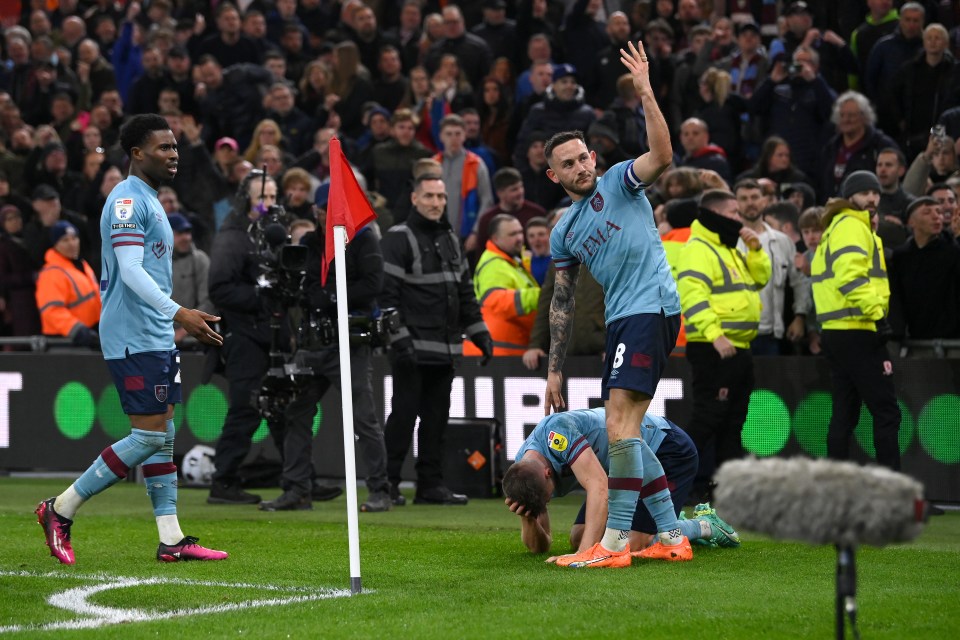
<box><xmin>1</xmin><ymin>478</ymin><xmax>957</xmax><ymax>639</ymax></box>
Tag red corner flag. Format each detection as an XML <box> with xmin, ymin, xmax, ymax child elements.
<box><xmin>322</xmin><ymin>137</ymin><xmax>377</xmax><ymax>285</ymax></box>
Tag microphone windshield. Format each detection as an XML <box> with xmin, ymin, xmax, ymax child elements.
<box><xmin>714</xmin><ymin>457</ymin><xmax>926</xmax><ymax>547</ymax></box>
<box><xmin>264</xmin><ymin>223</ymin><xmax>288</xmax><ymax>248</ymax></box>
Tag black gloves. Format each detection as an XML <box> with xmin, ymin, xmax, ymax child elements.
<box><xmin>390</xmin><ymin>336</ymin><xmax>417</xmax><ymax>367</ymax></box>
<box><xmin>473</xmin><ymin>332</ymin><xmax>494</xmax><ymax>366</ymax></box>
<box><xmin>72</xmin><ymin>326</ymin><xmax>100</xmax><ymax>349</ymax></box>
<box><xmin>875</xmin><ymin>317</ymin><xmax>893</xmax><ymax>345</ymax></box>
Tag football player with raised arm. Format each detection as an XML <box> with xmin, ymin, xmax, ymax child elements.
<box><xmin>543</xmin><ymin>42</ymin><xmax>682</xmax><ymax>567</ymax></box>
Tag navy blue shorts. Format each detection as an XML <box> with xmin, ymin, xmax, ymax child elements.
<box><xmin>575</xmin><ymin>426</ymin><xmax>699</xmax><ymax>534</ymax></box>
<box><xmin>106</xmin><ymin>349</ymin><xmax>182</xmax><ymax>415</ymax></box>
<box><xmin>601</xmin><ymin>312</ymin><xmax>680</xmax><ymax>400</ymax></box>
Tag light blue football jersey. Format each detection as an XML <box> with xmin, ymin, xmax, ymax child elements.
<box><xmin>515</xmin><ymin>408</ymin><xmax>674</xmax><ymax>496</ymax></box>
<box><xmin>550</xmin><ymin>160</ymin><xmax>681</xmax><ymax>324</ymax></box>
<box><xmin>99</xmin><ymin>176</ymin><xmax>178</xmax><ymax>359</ymax></box>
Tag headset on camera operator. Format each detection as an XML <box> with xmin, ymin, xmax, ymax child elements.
<box><xmin>258</xmin><ymin>183</ymin><xmax>394</xmax><ymax>512</ymax></box>
<box><xmin>205</xmin><ymin>169</ymin><xmax>286</xmax><ymax>506</ymax></box>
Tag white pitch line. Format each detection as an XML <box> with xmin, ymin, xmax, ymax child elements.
<box><xmin>0</xmin><ymin>569</ymin><xmax>356</xmax><ymax>633</ymax></box>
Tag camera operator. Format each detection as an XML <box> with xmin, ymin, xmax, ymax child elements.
<box><xmin>206</xmin><ymin>170</ymin><xmax>278</xmax><ymax>505</ymax></box>
<box><xmin>259</xmin><ymin>184</ymin><xmax>392</xmax><ymax>512</ymax></box>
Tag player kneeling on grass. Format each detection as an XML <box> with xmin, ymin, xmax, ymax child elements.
<box><xmin>503</xmin><ymin>408</ymin><xmax>739</xmax><ymax>566</ymax></box>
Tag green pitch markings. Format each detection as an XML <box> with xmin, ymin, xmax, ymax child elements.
<box><xmin>0</xmin><ymin>571</ymin><xmax>355</xmax><ymax>633</ymax></box>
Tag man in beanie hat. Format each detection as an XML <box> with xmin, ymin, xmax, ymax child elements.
<box><xmin>34</xmin><ymin>221</ymin><xmax>101</xmax><ymax>347</ymax></box>
<box><xmin>811</xmin><ymin>169</ymin><xmax>901</xmax><ymax>470</ymax></box>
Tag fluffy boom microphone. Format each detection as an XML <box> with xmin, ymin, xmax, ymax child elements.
<box><xmin>713</xmin><ymin>457</ymin><xmax>926</xmax><ymax>547</ymax></box>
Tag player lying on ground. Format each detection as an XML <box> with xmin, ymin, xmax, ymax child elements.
<box><xmin>503</xmin><ymin>408</ymin><xmax>739</xmax><ymax>566</ymax></box>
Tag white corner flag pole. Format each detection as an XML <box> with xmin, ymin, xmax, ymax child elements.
<box><xmin>333</xmin><ymin>224</ymin><xmax>362</xmax><ymax>595</ymax></box>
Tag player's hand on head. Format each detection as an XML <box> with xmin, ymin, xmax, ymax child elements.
<box><xmin>174</xmin><ymin>308</ymin><xmax>223</xmax><ymax>346</ymax></box>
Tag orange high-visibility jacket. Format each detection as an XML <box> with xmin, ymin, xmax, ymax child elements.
<box><xmin>35</xmin><ymin>248</ymin><xmax>101</xmax><ymax>338</ymax></box>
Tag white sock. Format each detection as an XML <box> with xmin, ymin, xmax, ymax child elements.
<box><xmin>600</xmin><ymin>528</ymin><xmax>630</xmax><ymax>552</ymax></box>
<box><xmin>657</xmin><ymin>527</ymin><xmax>684</xmax><ymax>546</ymax></box>
<box><xmin>157</xmin><ymin>515</ymin><xmax>185</xmax><ymax>545</ymax></box>
<box><xmin>54</xmin><ymin>485</ymin><xmax>86</xmax><ymax>520</ymax></box>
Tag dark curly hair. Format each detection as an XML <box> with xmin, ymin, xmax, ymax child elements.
<box><xmin>502</xmin><ymin>460</ymin><xmax>550</xmax><ymax>518</ymax></box>
<box><xmin>119</xmin><ymin>114</ymin><xmax>172</xmax><ymax>156</ymax></box>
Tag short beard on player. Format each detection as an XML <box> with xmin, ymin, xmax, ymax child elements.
<box><xmin>561</xmin><ymin>172</ymin><xmax>598</xmax><ymax>197</ymax></box>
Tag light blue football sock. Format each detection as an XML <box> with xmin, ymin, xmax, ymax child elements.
<box><xmin>73</xmin><ymin>429</ymin><xmax>166</xmax><ymax>500</ymax></box>
<box><xmin>639</xmin><ymin>440</ymin><xmax>683</xmax><ymax>538</ymax></box>
<box><xmin>142</xmin><ymin>420</ymin><xmax>178</xmax><ymax>516</ymax></box>
<box><xmin>606</xmin><ymin>438</ymin><xmax>644</xmax><ymax>533</ymax></box>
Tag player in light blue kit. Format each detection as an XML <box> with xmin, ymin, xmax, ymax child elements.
<box><xmin>36</xmin><ymin>114</ymin><xmax>226</xmax><ymax>565</ymax></box>
<box><xmin>502</xmin><ymin>409</ymin><xmax>739</xmax><ymax>562</ymax></box>
<box><xmin>543</xmin><ymin>42</ymin><xmax>682</xmax><ymax>568</ymax></box>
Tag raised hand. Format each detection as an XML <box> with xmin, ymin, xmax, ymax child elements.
<box><xmin>619</xmin><ymin>40</ymin><xmax>653</xmax><ymax>99</ymax></box>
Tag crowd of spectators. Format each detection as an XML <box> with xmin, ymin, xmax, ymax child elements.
<box><xmin>2</xmin><ymin>0</ymin><xmax>960</xmax><ymax>349</ymax></box>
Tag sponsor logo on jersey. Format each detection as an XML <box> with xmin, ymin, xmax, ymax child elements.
<box><xmin>548</xmin><ymin>431</ymin><xmax>568</xmax><ymax>452</ymax></box>
<box><xmin>152</xmin><ymin>239</ymin><xmax>167</xmax><ymax>259</ymax></box>
<box><xmin>590</xmin><ymin>192</ymin><xmax>604</xmax><ymax>212</ymax></box>
<box><xmin>111</xmin><ymin>223</ymin><xmax>137</xmax><ymax>229</ymax></box>
<box><xmin>115</xmin><ymin>198</ymin><xmax>134</xmax><ymax>220</ymax></box>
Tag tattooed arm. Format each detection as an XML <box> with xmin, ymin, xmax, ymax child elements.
<box><xmin>545</xmin><ymin>264</ymin><xmax>580</xmax><ymax>414</ymax></box>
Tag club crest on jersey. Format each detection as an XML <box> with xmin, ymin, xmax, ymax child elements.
<box><xmin>114</xmin><ymin>198</ymin><xmax>133</xmax><ymax>220</ymax></box>
<box><xmin>590</xmin><ymin>193</ymin><xmax>604</xmax><ymax>212</ymax></box>
<box><xmin>155</xmin><ymin>385</ymin><xmax>168</xmax><ymax>403</ymax></box>
<box><xmin>548</xmin><ymin>431</ymin><xmax>568</xmax><ymax>451</ymax></box>
<box><xmin>152</xmin><ymin>239</ymin><xmax>167</xmax><ymax>259</ymax></box>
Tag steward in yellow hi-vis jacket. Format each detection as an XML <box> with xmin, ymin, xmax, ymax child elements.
<box><xmin>675</xmin><ymin>190</ymin><xmax>770</xmax><ymax>501</ymax></box>
<box><xmin>811</xmin><ymin>170</ymin><xmax>901</xmax><ymax>471</ymax></box>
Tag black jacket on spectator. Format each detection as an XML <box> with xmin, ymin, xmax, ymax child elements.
<box><xmin>208</xmin><ymin>210</ymin><xmax>272</xmax><ymax>346</ymax></box>
<box><xmin>750</xmin><ymin>73</ymin><xmax>836</xmax><ymax>182</ymax></box>
<box><xmin>889</xmin><ymin>235</ymin><xmax>960</xmax><ymax>339</ymax></box>
<box><xmin>561</xmin><ymin>0</ymin><xmax>608</xmax><ymax>89</ymax></box>
<box><xmin>199</xmin><ymin>64</ymin><xmax>273</xmax><ymax>150</ymax></box>
<box><xmin>865</xmin><ymin>27</ymin><xmax>922</xmax><ymax>127</ymax></box>
<box><xmin>888</xmin><ymin>50</ymin><xmax>960</xmax><ymax>161</ymax></box>
<box><xmin>370</xmin><ymin>139</ymin><xmax>432</xmax><ymax>208</ymax></box>
<box><xmin>520</xmin><ymin>163</ymin><xmax>567</xmax><ymax>212</ymax></box>
<box><xmin>587</xmin><ymin>38</ymin><xmax>632</xmax><ymax>109</ymax></box>
<box><xmin>126</xmin><ymin>70</ymin><xmax>171</xmax><ymax>115</ymax></box>
<box><xmin>380</xmin><ymin>209</ymin><xmax>486</xmax><ymax>366</ymax></box>
<box><xmin>20</xmin><ymin>209</ymin><xmax>92</xmax><ymax>274</ymax></box>
<box><xmin>0</xmin><ymin>230</ymin><xmax>42</xmax><ymax>336</ymax></box>
<box><xmin>471</xmin><ymin>18</ymin><xmax>517</xmax><ymax>64</ymax></box>
<box><xmin>172</xmin><ymin>139</ymin><xmax>235</xmax><ymax>236</ymax></box>
<box><xmin>424</xmin><ymin>32</ymin><xmax>493</xmax><ymax>88</ymax></box>
<box><xmin>266</xmin><ymin>107</ymin><xmax>316</xmax><ymax>158</ymax></box>
<box><xmin>194</xmin><ymin>34</ymin><xmax>262</xmax><ymax>68</ymax></box>
<box><xmin>819</xmin><ymin>126</ymin><xmax>900</xmax><ymax>199</ymax></box>
<box><xmin>514</xmin><ymin>85</ymin><xmax>596</xmax><ymax>167</ymax></box>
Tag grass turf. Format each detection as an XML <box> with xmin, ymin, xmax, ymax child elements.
<box><xmin>1</xmin><ymin>478</ymin><xmax>957</xmax><ymax>639</ymax></box>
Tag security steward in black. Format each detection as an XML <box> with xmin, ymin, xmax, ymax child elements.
<box><xmin>381</xmin><ymin>173</ymin><xmax>494</xmax><ymax>506</ymax></box>
<box><xmin>259</xmin><ymin>184</ymin><xmax>392</xmax><ymax>513</ymax></box>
